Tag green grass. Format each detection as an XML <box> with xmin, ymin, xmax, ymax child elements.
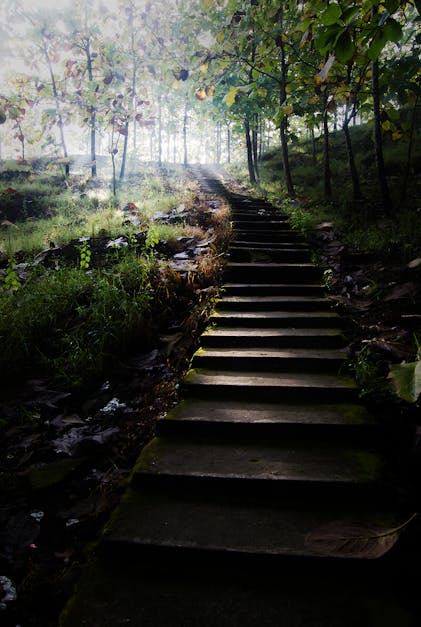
<box><xmin>0</xmin><ymin>254</ymin><xmax>156</xmax><ymax>388</ymax></box>
<box><xmin>228</xmin><ymin>122</ymin><xmax>421</xmax><ymax>261</ymax></box>
<box><xmin>0</xmin><ymin>164</ymin><xmax>199</xmax><ymax>256</ymax></box>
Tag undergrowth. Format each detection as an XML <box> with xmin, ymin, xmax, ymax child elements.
<box><xmin>227</xmin><ymin>121</ymin><xmax>421</xmax><ymax>262</ymax></box>
<box><xmin>0</xmin><ymin>254</ymin><xmax>156</xmax><ymax>389</ymax></box>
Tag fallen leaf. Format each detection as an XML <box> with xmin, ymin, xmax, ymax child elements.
<box><xmin>305</xmin><ymin>519</ymin><xmax>408</xmax><ymax>559</ymax></box>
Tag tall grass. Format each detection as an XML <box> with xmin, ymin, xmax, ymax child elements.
<box><xmin>0</xmin><ymin>254</ymin><xmax>156</xmax><ymax>388</ymax></box>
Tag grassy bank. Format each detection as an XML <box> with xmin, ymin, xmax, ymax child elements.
<box><xmin>228</xmin><ymin>121</ymin><xmax>421</xmax><ymax>262</ymax></box>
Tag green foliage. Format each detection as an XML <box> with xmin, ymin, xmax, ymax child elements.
<box><xmin>3</xmin><ymin>260</ymin><xmax>21</xmax><ymax>292</ymax></box>
<box><xmin>388</xmin><ymin>360</ymin><xmax>421</xmax><ymax>404</ymax></box>
<box><xmin>388</xmin><ymin>334</ymin><xmax>421</xmax><ymax>404</ymax></box>
<box><xmin>351</xmin><ymin>344</ymin><xmax>392</xmax><ymax>401</ymax></box>
<box><xmin>78</xmin><ymin>239</ymin><xmax>91</xmax><ymax>269</ymax></box>
<box><xmin>0</xmin><ymin>255</ymin><xmax>155</xmax><ymax>388</ymax></box>
<box><xmin>145</xmin><ymin>223</ymin><xmax>160</xmax><ymax>251</ymax></box>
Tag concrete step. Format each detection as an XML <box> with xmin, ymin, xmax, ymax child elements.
<box><xmin>202</xmin><ymin>326</ymin><xmax>345</xmax><ymax>348</ymax></box>
<box><xmin>60</xmin><ymin>556</ymin><xmax>418</xmax><ymax>627</ymax></box>
<box><xmin>231</xmin><ymin>212</ymin><xmax>288</xmax><ymax>221</ymax></box>
<box><xmin>229</xmin><ymin>247</ymin><xmax>312</xmax><ymax>263</ymax></box>
<box><xmin>217</xmin><ymin>295</ymin><xmax>331</xmax><ymax>311</ymax></box>
<box><xmin>183</xmin><ymin>369</ymin><xmax>358</xmax><ymax>402</ymax></box>
<box><xmin>225</xmin><ymin>262</ymin><xmax>322</xmax><ymax>283</ymax></box>
<box><xmin>191</xmin><ymin>347</ymin><xmax>346</xmax><ymax>372</ymax></box>
<box><xmin>232</xmin><ymin>220</ymin><xmax>290</xmax><ymax>230</ymax></box>
<box><xmin>157</xmin><ymin>398</ymin><xmax>377</xmax><ymax>442</ymax></box>
<box><xmin>231</xmin><ymin>240</ymin><xmax>309</xmax><ymax>249</ymax></box>
<box><xmin>208</xmin><ymin>310</ymin><xmax>344</xmax><ymax>329</ymax></box>
<box><xmin>222</xmin><ymin>282</ymin><xmax>325</xmax><ymax>296</ymax></box>
<box><xmin>132</xmin><ymin>436</ymin><xmax>385</xmax><ymax>496</ymax></box>
<box><xmin>102</xmin><ymin>489</ymin><xmax>397</xmax><ymax>565</ymax></box>
<box><xmin>233</xmin><ymin>230</ymin><xmax>305</xmax><ymax>242</ymax></box>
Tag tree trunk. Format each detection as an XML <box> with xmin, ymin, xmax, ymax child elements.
<box><xmin>310</xmin><ymin>128</ymin><xmax>317</xmax><ymax>166</ymax></box>
<box><xmin>322</xmin><ymin>93</ymin><xmax>331</xmax><ymax>198</ymax></box>
<box><xmin>216</xmin><ymin>122</ymin><xmax>221</xmax><ymax>164</ymax></box>
<box><xmin>252</xmin><ymin>113</ymin><xmax>259</xmax><ymax>179</ymax></box>
<box><xmin>278</xmin><ymin>6</ymin><xmax>295</xmax><ymax>197</ymax></box>
<box><xmin>401</xmin><ymin>95</ymin><xmax>419</xmax><ymax>201</ymax></box>
<box><xmin>245</xmin><ymin>119</ymin><xmax>256</xmax><ymax>183</ymax></box>
<box><xmin>120</xmin><ymin>122</ymin><xmax>129</xmax><ymax>180</ymax></box>
<box><xmin>280</xmin><ymin>117</ymin><xmax>295</xmax><ymax>197</ymax></box>
<box><xmin>90</xmin><ymin>111</ymin><xmax>97</xmax><ymax>177</ymax></box>
<box><xmin>183</xmin><ymin>99</ymin><xmax>188</xmax><ymax>166</ymax></box>
<box><xmin>226</xmin><ymin>122</ymin><xmax>231</xmax><ymax>164</ymax></box>
<box><xmin>372</xmin><ymin>60</ymin><xmax>391</xmax><ymax>213</ymax></box>
<box><xmin>43</xmin><ymin>41</ymin><xmax>69</xmax><ymax>176</ymax></box>
<box><xmin>86</xmin><ymin>38</ymin><xmax>97</xmax><ymax>178</ymax></box>
<box><xmin>343</xmin><ymin>119</ymin><xmax>363</xmax><ymax>201</ymax></box>
<box><xmin>158</xmin><ymin>93</ymin><xmax>162</xmax><ymax>166</ymax></box>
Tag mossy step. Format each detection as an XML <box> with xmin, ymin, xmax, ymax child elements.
<box><xmin>102</xmin><ymin>488</ymin><xmax>396</xmax><ymax>563</ymax></box>
<box><xmin>60</xmin><ymin>556</ymin><xmax>417</xmax><ymax>627</ymax></box>
<box><xmin>232</xmin><ymin>230</ymin><xmax>305</xmax><ymax>242</ymax></box>
<box><xmin>231</xmin><ymin>240</ymin><xmax>309</xmax><ymax>249</ymax></box>
<box><xmin>229</xmin><ymin>248</ymin><xmax>312</xmax><ymax>263</ymax></box>
<box><xmin>202</xmin><ymin>326</ymin><xmax>345</xmax><ymax>348</ymax></box>
<box><xmin>231</xmin><ymin>213</ymin><xmax>288</xmax><ymax>221</ymax></box>
<box><xmin>191</xmin><ymin>347</ymin><xmax>346</xmax><ymax>372</ymax></box>
<box><xmin>217</xmin><ymin>295</ymin><xmax>331</xmax><ymax>311</ymax></box>
<box><xmin>158</xmin><ymin>398</ymin><xmax>377</xmax><ymax>441</ymax></box>
<box><xmin>183</xmin><ymin>369</ymin><xmax>358</xmax><ymax>401</ymax></box>
<box><xmin>223</xmin><ymin>282</ymin><xmax>325</xmax><ymax>296</ymax></box>
<box><xmin>232</xmin><ymin>220</ymin><xmax>290</xmax><ymax>229</ymax></box>
<box><xmin>133</xmin><ymin>436</ymin><xmax>384</xmax><ymax>489</ymax></box>
<box><xmin>225</xmin><ymin>262</ymin><xmax>322</xmax><ymax>282</ymax></box>
<box><xmin>208</xmin><ymin>311</ymin><xmax>343</xmax><ymax>329</ymax></box>
<box><xmin>161</xmin><ymin>398</ymin><xmax>374</xmax><ymax>427</ymax></box>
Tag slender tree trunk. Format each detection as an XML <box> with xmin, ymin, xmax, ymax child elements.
<box><xmin>120</xmin><ymin>122</ymin><xmax>129</xmax><ymax>180</ymax></box>
<box><xmin>183</xmin><ymin>99</ymin><xmax>188</xmax><ymax>166</ymax></box>
<box><xmin>279</xmin><ymin>117</ymin><xmax>295</xmax><ymax>196</ymax></box>
<box><xmin>372</xmin><ymin>60</ymin><xmax>391</xmax><ymax>213</ymax></box>
<box><xmin>278</xmin><ymin>6</ymin><xmax>295</xmax><ymax>197</ymax></box>
<box><xmin>322</xmin><ymin>93</ymin><xmax>332</xmax><ymax>198</ymax></box>
<box><xmin>252</xmin><ymin>113</ymin><xmax>259</xmax><ymax>179</ymax></box>
<box><xmin>111</xmin><ymin>153</ymin><xmax>117</xmax><ymax>196</ymax></box>
<box><xmin>89</xmin><ymin>111</ymin><xmax>96</xmax><ymax>177</ymax></box>
<box><xmin>85</xmin><ymin>38</ymin><xmax>97</xmax><ymax>178</ymax></box>
<box><xmin>245</xmin><ymin>119</ymin><xmax>256</xmax><ymax>184</ymax></box>
<box><xmin>343</xmin><ymin>119</ymin><xmax>363</xmax><ymax>201</ymax></box>
<box><xmin>310</xmin><ymin>128</ymin><xmax>317</xmax><ymax>165</ymax></box>
<box><xmin>227</xmin><ymin>122</ymin><xmax>231</xmax><ymax>164</ymax></box>
<box><xmin>43</xmin><ymin>42</ymin><xmax>70</xmax><ymax>176</ymax></box>
<box><xmin>158</xmin><ymin>93</ymin><xmax>162</xmax><ymax>166</ymax></box>
<box><xmin>216</xmin><ymin>122</ymin><xmax>221</xmax><ymax>164</ymax></box>
<box><xmin>401</xmin><ymin>95</ymin><xmax>419</xmax><ymax>201</ymax></box>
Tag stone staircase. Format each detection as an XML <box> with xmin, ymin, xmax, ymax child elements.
<box><xmin>60</xmin><ymin>171</ymin><xmax>415</xmax><ymax>627</ymax></box>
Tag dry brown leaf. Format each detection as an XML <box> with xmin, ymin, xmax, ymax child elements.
<box><xmin>305</xmin><ymin>514</ymin><xmax>417</xmax><ymax>559</ymax></box>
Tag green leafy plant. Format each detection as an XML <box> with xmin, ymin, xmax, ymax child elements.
<box><xmin>3</xmin><ymin>260</ymin><xmax>21</xmax><ymax>292</ymax></box>
<box><xmin>388</xmin><ymin>336</ymin><xmax>421</xmax><ymax>404</ymax></box>
<box><xmin>78</xmin><ymin>239</ymin><xmax>92</xmax><ymax>270</ymax></box>
<box><xmin>351</xmin><ymin>344</ymin><xmax>391</xmax><ymax>401</ymax></box>
<box><xmin>145</xmin><ymin>224</ymin><xmax>160</xmax><ymax>251</ymax></box>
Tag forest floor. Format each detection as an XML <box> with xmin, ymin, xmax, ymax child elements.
<box><xmin>1</xmin><ymin>173</ymin><xmax>421</xmax><ymax>627</ymax></box>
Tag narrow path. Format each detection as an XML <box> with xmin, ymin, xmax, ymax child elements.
<box><xmin>60</xmin><ymin>170</ymin><xmax>415</xmax><ymax>627</ymax></box>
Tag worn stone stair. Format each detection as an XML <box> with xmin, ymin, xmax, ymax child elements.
<box><xmin>60</xmin><ymin>169</ymin><xmax>416</xmax><ymax>627</ymax></box>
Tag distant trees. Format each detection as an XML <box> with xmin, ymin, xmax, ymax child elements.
<box><xmin>0</xmin><ymin>0</ymin><xmax>419</xmax><ymax>208</ymax></box>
